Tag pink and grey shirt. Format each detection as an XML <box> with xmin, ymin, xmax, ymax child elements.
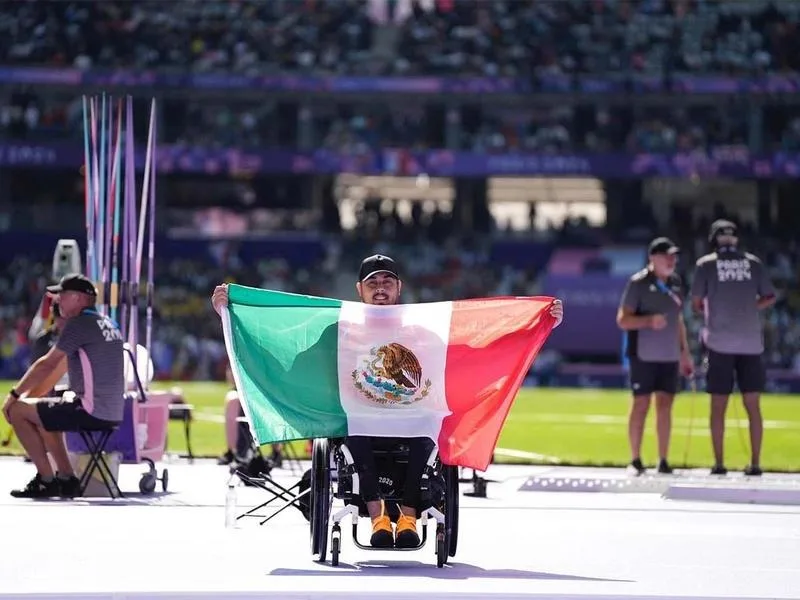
<box><xmin>55</xmin><ymin>310</ymin><xmax>125</xmax><ymax>422</ymax></box>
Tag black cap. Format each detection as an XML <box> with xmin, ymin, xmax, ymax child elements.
<box><xmin>46</xmin><ymin>273</ymin><xmax>97</xmax><ymax>296</ymax></box>
<box><xmin>709</xmin><ymin>219</ymin><xmax>738</xmax><ymax>242</ymax></box>
<box><xmin>358</xmin><ymin>254</ymin><xmax>400</xmax><ymax>282</ymax></box>
<box><xmin>648</xmin><ymin>237</ymin><xmax>680</xmax><ymax>256</ymax></box>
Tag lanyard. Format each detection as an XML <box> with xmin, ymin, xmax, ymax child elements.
<box><xmin>653</xmin><ymin>277</ymin><xmax>682</xmax><ymax>308</ymax></box>
<box><xmin>81</xmin><ymin>308</ymin><xmax>120</xmax><ymax>329</ymax></box>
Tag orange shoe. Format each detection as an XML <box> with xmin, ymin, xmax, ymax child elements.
<box><xmin>369</xmin><ymin>500</ymin><xmax>393</xmax><ymax>548</ymax></box>
<box><xmin>395</xmin><ymin>510</ymin><xmax>420</xmax><ymax>548</ymax></box>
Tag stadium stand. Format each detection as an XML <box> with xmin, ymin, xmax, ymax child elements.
<box><xmin>0</xmin><ymin>0</ymin><xmax>799</xmax><ymax>388</ymax></box>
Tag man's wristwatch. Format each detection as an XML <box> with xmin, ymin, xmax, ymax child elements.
<box><xmin>9</xmin><ymin>388</ymin><xmax>20</xmax><ymax>399</ymax></box>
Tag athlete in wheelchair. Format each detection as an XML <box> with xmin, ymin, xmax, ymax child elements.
<box><xmin>212</xmin><ymin>253</ymin><xmax>564</xmax><ymax>567</ymax></box>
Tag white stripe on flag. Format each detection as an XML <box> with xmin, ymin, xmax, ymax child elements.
<box><xmin>336</xmin><ymin>300</ymin><xmax>453</xmax><ymax>441</ymax></box>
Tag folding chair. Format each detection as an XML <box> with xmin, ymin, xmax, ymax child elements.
<box><xmin>75</xmin><ymin>423</ymin><xmax>124</xmax><ymax>499</ymax></box>
<box><xmin>234</xmin><ymin>468</ymin><xmax>311</xmax><ymax>526</ymax></box>
<box><xmin>233</xmin><ymin>415</ymin><xmax>303</xmax><ymax>476</ymax></box>
<box><xmin>226</xmin><ymin>414</ymin><xmax>310</xmax><ymax>524</ymax></box>
<box><xmin>66</xmin><ymin>345</ymin><xmax>162</xmax><ymax>498</ymax></box>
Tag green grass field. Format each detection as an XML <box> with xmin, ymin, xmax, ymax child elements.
<box><xmin>1</xmin><ymin>381</ymin><xmax>798</xmax><ymax>471</ymax></box>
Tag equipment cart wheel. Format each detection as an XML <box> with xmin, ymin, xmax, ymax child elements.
<box><xmin>139</xmin><ymin>458</ymin><xmax>158</xmax><ymax>494</ymax></box>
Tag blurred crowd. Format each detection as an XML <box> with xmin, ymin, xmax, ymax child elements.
<box><xmin>1</xmin><ymin>207</ymin><xmax>799</xmax><ymax>381</ymax></box>
<box><xmin>0</xmin><ymin>0</ymin><xmax>375</xmax><ymax>75</ymax></box>
<box><xmin>393</xmin><ymin>0</ymin><xmax>800</xmax><ymax>77</ymax></box>
<box><xmin>1</xmin><ymin>1</ymin><xmax>799</xmax><ymax>77</ymax></box>
<box><xmin>3</xmin><ymin>92</ymin><xmax>800</xmax><ymax>155</ymax></box>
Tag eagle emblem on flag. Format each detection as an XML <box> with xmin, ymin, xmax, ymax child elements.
<box><xmin>352</xmin><ymin>343</ymin><xmax>432</xmax><ymax>406</ymax></box>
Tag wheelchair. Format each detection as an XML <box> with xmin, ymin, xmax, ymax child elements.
<box><xmin>305</xmin><ymin>437</ymin><xmax>460</xmax><ymax>568</ymax></box>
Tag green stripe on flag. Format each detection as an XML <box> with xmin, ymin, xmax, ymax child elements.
<box><xmin>224</xmin><ymin>285</ymin><xmax>348</xmax><ymax>444</ymax></box>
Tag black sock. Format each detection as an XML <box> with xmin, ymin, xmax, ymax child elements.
<box><xmin>40</xmin><ymin>474</ymin><xmax>54</xmax><ymax>483</ymax></box>
<box><xmin>57</xmin><ymin>472</ymin><xmax>74</xmax><ymax>481</ymax></box>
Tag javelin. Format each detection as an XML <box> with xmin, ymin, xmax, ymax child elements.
<box><xmin>121</xmin><ymin>95</ymin><xmax>135</xmax><ymax>342</ymax></box>
<box><xmin>145</xmin><ymin>98</ymin><xmax>157</xmax><ymax>365</ymax></box>
<box><xmin>81</xmin><ymin>96</ymin><xmax>95</xmax><ymax>281</ymax></box>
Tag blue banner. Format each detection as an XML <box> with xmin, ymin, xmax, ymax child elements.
<box><xmin>1</xmin><ymin>65</ymin><xmax>800</xmax><ymax>95</ymax></box>
<box><xmin>2</xmin><ymin>140</ymin><xmax>800</xmax><ymax>178</ymax></box>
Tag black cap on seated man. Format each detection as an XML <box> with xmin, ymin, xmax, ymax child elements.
<box><xmin>46</xmin><ymin>274</ymin><xmax>98</xmax><ymax>297</ymax></box>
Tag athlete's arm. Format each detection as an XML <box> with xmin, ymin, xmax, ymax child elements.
<box><xmin>678</xmin><ymin>314</ymin><xmax>691</xmax><ymax>355</ymax></box>
<box><xmin>689</xmin><ymin>261</ymin><xmax>708</xmax><ymax>314</ymax></box>
<box><xmin>616</xmin><ymin>305</ymin><xmax>661</xmax><ymax>330</ymax></box>
<box><xmin>212</xmin><ymin>284</ymin><xmax>229</xmax><ymax>316</ymax></box>
<box><xmin>9</xmin><ymin>344</ymin><xmax>67</xmax><ymax>400</ymax></box>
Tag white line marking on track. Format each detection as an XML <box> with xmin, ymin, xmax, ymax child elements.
<box><xmin>513</xmin><ymin>413</ymin><xmax>799</xmax><ymax>429</ymax></box>
<box><xmin>494</xmin><ymin>447</ymin><xmax>562</xmax><ymax>463</ymax></box>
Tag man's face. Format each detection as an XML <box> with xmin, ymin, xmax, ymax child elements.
<box><xmin>716</xmin><ymin>234</ymin><xmax>738</xmax><ymax>248</ymax></box>
<box><xmin>356</xmin><ymin>273</ymin><xmax>401</xmax><ymax>305</ymax></box>
<box><xmin>651</xmin><ymin>253</ymin><xmax>677</xmax><ymax>277</ymax></box>
<box><xmin>57</xmin><ymin>291</ymin><xmax>88</xmax><ymax>318</ymax></box>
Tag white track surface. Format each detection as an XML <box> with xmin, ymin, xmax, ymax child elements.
<box><xmin>0</xmin><ymin>456</ymin><xmax>799</xmax><ymax>600</ymax></box>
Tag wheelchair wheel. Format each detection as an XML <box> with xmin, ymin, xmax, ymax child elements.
<box><xmin>310</xmin><ymin>438</ymin><xmax>331</xmax><ymax>563</ymax></box>
<box><xmin>444</xmin><ymin>464</ymin><xmax>459</xmax><ymax>558</ymax></box>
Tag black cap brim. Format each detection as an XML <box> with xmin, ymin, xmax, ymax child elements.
<box><xmin>649</xmin><ymin>245</ymin><xmax>680</xmax><ymax>256</ymax></box>
<box><xmin>361</xmin><ymin>269</ymin><xmax>399</xmax><ymax>281</ymax></box>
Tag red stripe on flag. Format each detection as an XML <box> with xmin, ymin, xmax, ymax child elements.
<box><xmin>439</xmin><ymin>297</ymin><xmax>556</xmax><ymax>471</ymax></box>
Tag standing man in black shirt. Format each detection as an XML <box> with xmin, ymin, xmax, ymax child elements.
<box><xmin>617</xmin><ymin>238</ymin><xmax>694</xmax><ymax>475</ymax></box>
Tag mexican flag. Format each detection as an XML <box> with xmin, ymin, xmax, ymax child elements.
<box><xmin>221</xmin><ymin>285</ymin><xmax>557</xmax><ymax>471</ymax></box>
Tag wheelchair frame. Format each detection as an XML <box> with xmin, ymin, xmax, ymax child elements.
<box><xmin>309</xmin><ymin>438</ymin><xmax>460</xmax><ymax>568</ymax></box>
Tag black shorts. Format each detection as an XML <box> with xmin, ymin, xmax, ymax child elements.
<box><xmin>36</xmin><ymin>396</ymin><xmax>118</xmax><ymax>432</ymax></box>
<box><xmin>628</xmin><ymin>358</ymin><xmax>679</xmax><ymax>395</ymax></box>
<box><xmin>705</xmin><ymin>349</ymin><xmax>765</xmax><ymax>395</ymax></box>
